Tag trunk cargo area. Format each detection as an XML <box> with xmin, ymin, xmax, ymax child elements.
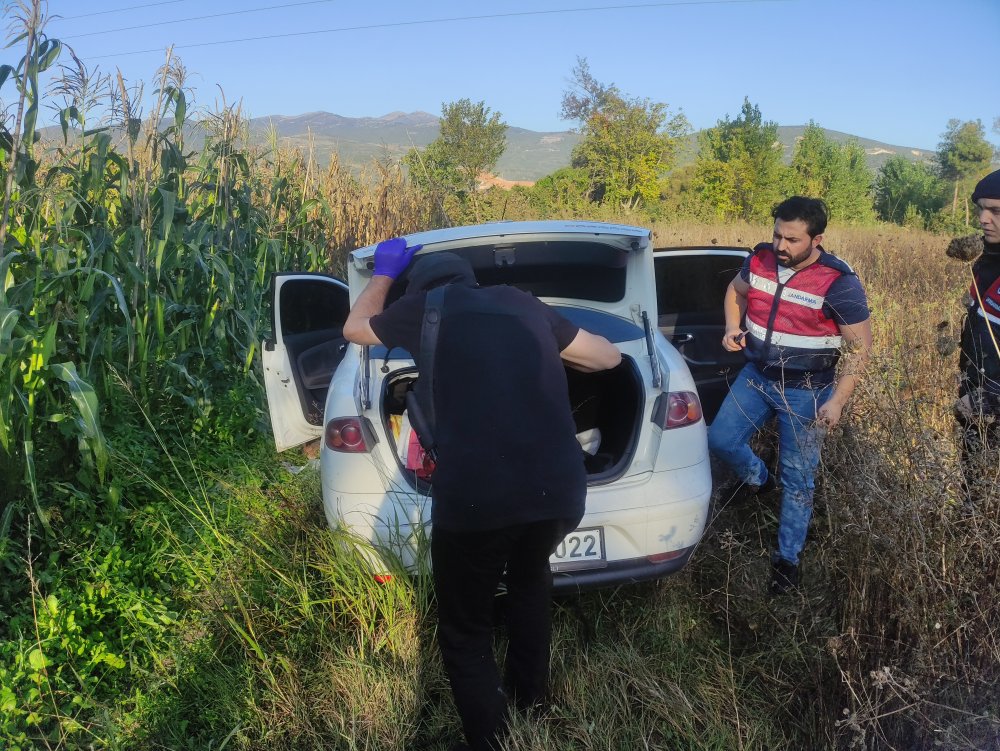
<box><xmin>381</xmin><ymin>357</ymin><xmax>644</xmax><ymax>488</ymax></box>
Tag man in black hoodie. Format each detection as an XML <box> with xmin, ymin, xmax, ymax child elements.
<box><xmin>956</xmin><ymin>169</ymin><xmax>1000</xmax><ymax>500</ymax></box>
<box><xmin>343</xmin><ymin>240</ymin><xmax>621</xmax><ymax>751</ymax></box>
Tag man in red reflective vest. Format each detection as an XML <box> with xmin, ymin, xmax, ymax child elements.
<box><xmin>956</xmin><ymin>169</ymin><xmax>1000</xmax><ymax>502</ymax></box>
<box><xmin>708</xmin><ymin>196</ymin><xmax>873</xmax><ymax>594</ymax></box>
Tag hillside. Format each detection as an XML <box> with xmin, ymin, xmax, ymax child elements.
<box><xmin>38</xmin><ymin>111</ymin><xmax>934</xmax><ymax>183</ymax></box>
<box><xmin>245</xmin><ymin>110</ymin><xmax>581</xmax><ymax>182</ymax></box>
<box><xmin>245</xmin><ymin>111</ymin><xmax>933</xmax><ymax>181</ymax></box>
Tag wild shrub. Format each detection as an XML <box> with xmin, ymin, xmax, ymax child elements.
<box><xmin>669</xmin><ymin>222</ymin><xmax>1000</xmax><ymax>749</ymax></box>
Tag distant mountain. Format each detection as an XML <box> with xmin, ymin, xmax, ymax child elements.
<box><xmin>774</xmin><ymin>126</ymin><xmax>934</xmax><ymax>171</ymax></box>
<box><xmin>244</xmin><ymin>111</ymin><xmax>933</xmax><ymax>181</ymax></box>
<box><xmin>37</xmin><ymin>110</ymin><xmax>934</xmax><ymax>183</ymax></box>
<box><xmin>245</xmin><ymin>110</ymin><xmax>581</xmax><ymax>182</ymax></box>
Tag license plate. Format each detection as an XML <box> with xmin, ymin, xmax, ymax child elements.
<box><xmin>550</xmin><ymin>527</ymin><xmax>606</xmax><ymax>571</ymax></box>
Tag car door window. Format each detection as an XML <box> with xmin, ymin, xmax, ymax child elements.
<box><xmin>655</xmin><ymin>253</ymin><xmax>744</xmax><ymax>326</ymax></box>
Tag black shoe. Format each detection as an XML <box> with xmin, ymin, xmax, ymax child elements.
<box><xmin>769</xmin><ymin>558</ymin><xmax>799</xmax><ymax>595</ymax></box>
<box><xmin>723</xmin><ymin>472</ymin><xmax>777</xmax><ymax>506</ymax></box>
<box><xmin>758</xmin><ymin>472</ymin><xmax>777</xmax><ymax>494</ymax></box>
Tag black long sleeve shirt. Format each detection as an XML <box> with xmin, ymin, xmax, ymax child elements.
<box><xmin>959</xmin><ymin>243</ymin><xmax>1000</xmax><ymax>409</ymax></box>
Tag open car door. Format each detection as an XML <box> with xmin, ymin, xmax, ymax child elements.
<box><xmin>653</xmin><ymin>247</ymin><xmax>750</xmax><ymax>424</ymax></box>
<box><xmin>262</xmin><ymin>273</ymin><xmax>350</xmax><ymax>451</ymax></box>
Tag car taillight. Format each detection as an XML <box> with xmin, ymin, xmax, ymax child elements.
<box><xmin>652</xmin><ymin>391</ymin><xmax>703</xmax><ymax>430</ymax></box>
<box><xmin>325</xmin><ymin>417</ymin><xmax>371</xmax><ymax>452</ymax></box>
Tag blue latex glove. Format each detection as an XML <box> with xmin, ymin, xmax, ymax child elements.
<box><xmin>373</xmin><ymin>237</ymin><xmax>422</xmax><ymax>279</ymax></box>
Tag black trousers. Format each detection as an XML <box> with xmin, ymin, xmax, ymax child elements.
<box><xmin>432</xmin><ymin>517</ymin><xmax>577</xmax><ymax>751</ymax></box>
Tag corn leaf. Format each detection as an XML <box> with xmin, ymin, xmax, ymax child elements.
<box><xmin>158</xmin><ymin>187</ymin><xmax>176</xmax><ymax>242</ymax></box>
<box><xmin>57</xmin><ymin>105</ymin><xmax>79</xmax><ymax>143</ymax></box>
<box><xmin>50</xmin><ymin>361</ymin><xmax>108</xmax><ymax>482</ymax></box>
<box><xmin>0</xmin><ymin>306</ymin><xmax>18</xmax><ymax>355</ymax></box>
<box><xmin>23</xmin><ymin>439</ymin><xmax>51</xmax><ymax>533</ymax></box>
<box><xmin>35</xmin><ymin>39</ymin><xmax>61</xmax><ymax>72</ymax></box>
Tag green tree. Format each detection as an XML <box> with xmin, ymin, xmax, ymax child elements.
<box><xmin>693</xmin><ymin>98</ymin><xmax>783</xmax><ymax>221</ymax></box>
<box><xmin>525</xmin><ymin>166</ymin><xmax>591</xmax><ymax>216</ymax></box>
<box><xmin>559</xmin><ymin>56</ymin><xmax>617</xmax><ymax>124</ymax></box>
<box><xmin>560</xmin><ymin>58</ymin><xmax>688</xmax><ymax>211</ymax></box>
<box><xmin>935</xmin><ymin>118</ymin><xmax>994</xmax><ymax>224</ymax></box>
<box><xmin>873</xmin><ymin>155</ymin><xmax>946</xmax><ymax>227</ymax></box>
<box><xmin>788</xmin><ymin>123</ymin><xmax>875</xmax><ymax>224</ymax></box>
<box><xmin>404</xmin><ymin>98</ymin><xmax>507</xmax><ymax>220</ymax></box>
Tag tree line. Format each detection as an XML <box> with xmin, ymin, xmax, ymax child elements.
<box><xmin>406</xmin><ymin>58</ymin><xmax>998</xmax><ymax>231</ymax></box>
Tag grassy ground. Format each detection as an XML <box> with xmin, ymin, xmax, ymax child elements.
<box><xmin>4</xmin><ymin>222</ymin><xmax>998</xmax><ymax>750</ymax></box>
<box><xmin>116</xmin><ymin>225</ymin><xmax>999</xmax><ymax>750</ymax></box>
<box><xmin>103</xmin><ymin>446</ymin><xmax>803</xmax><ymax>751</ymax></box>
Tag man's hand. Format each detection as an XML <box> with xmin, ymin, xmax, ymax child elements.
<box><xmin>816</xmin><ymin>398</ymin><xmax>845</xmax><ymax>429</ymax></box>
<box><xmin>373</xmin><ymin>237</ymin><xmax>422</xmax><ymax>279</ymax></box>
<box><xmin>818</xmin><ymin>317</ymin><xmax>872</xmax><ymax>431</ymax></box>
<box><xmin>722</xmin><ymin>327</ymin><xmax>747</xmax><ymax>352</ymax></box>
<box><xmin>722</xmin><ymin>277</ymin><xmax>749</xmax><ymax>352</ymax></box>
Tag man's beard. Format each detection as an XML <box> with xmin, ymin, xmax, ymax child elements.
<box><xmin>776</xmin><ymin>249</ymin><xmax>812</xmax><ymax>267</ymax></box>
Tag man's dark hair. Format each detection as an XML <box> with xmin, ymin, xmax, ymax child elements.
<box><xmin>772</xmin><ymin>196</ymin><xmax>829</xmax><ymax>237</ymax></box>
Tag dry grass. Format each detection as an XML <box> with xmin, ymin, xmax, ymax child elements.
<box><xmin>816</xmin><ymin>227</ymin><xmax>999</xmax><ymax>749</ymax></box>
<box><xmin>662</xmin><ymin>221</ymin><xmax>1000</xmax><ymax>750</ymax></box>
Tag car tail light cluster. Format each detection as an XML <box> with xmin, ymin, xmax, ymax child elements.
<box><xmin>325</xmin><ymin>417</ymin><xmax>371</xmax><ymax>453</ymax></box>
<box><xmin>651</xmin><ymin>391</ymin><xmax>703</xmax><ymax>430</ymax></box>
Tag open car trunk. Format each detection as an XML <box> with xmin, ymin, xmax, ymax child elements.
<box><xmin>380</xmin><ymin>357</ymin><xmax>645</xmax><ymax>490</ymax></box>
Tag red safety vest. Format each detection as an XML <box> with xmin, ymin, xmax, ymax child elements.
<box><xmin>969</xmin><ymin>273</ymin><xmax>1000</xmax><ymax>328</ymax></box>
<box><xmin>744</xmin><ymin>245</ymin><xmax>851</xmax><ymax>382</ymax></box>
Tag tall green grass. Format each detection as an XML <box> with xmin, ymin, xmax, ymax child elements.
<box><xmin>0</xmin><ymin>8</ymin><xmax>435</xmax><ymax>747</ymax></box>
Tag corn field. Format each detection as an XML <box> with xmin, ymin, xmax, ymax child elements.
<box><xmin>0</xmin><ymin>10</ymin><xmax>435</xmax><ymax>745</ymax></box>
<box><xmin>0</xmin><ymin>6</ymin><xmax>435</xmax><ymax>522</ymax></box>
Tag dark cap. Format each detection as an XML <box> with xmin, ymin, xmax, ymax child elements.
<box><xmin>971</xmin><ymin>169</ymin><xmax>1000</xmax><ymax>203</ymax></box>
<box><xmin>406</xmin><ymin>252</ymin><xmax>476</xmax><ymax>293</ymax></box>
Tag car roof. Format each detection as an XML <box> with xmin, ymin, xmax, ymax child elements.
<box><xmin>352</xmin><ymin>220</ymin><xmax>651</xmax><ymax>260</ymax></box>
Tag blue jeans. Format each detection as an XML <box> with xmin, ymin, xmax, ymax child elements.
<box><xmin>708</xmin><ymin>362</ymin><xmax>832</xmax><ymax>565</ymax></box>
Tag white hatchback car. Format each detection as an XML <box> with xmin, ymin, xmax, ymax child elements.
<box><xmin>263</xmin><ymin>221</ymin><xmax>747</xmax><ymax>591</ymax></box>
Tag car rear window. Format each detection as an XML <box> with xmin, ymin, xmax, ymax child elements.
<box><xmin>385</xmin><ymin>241</ymin><xmax>629</xmax><ymax>307</ymax></box>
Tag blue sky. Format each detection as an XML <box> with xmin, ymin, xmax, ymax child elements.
<box><xmin>15</xmin><ymin>0</ymin><xmax>1000</xmax><ymax>150</ymax></box>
